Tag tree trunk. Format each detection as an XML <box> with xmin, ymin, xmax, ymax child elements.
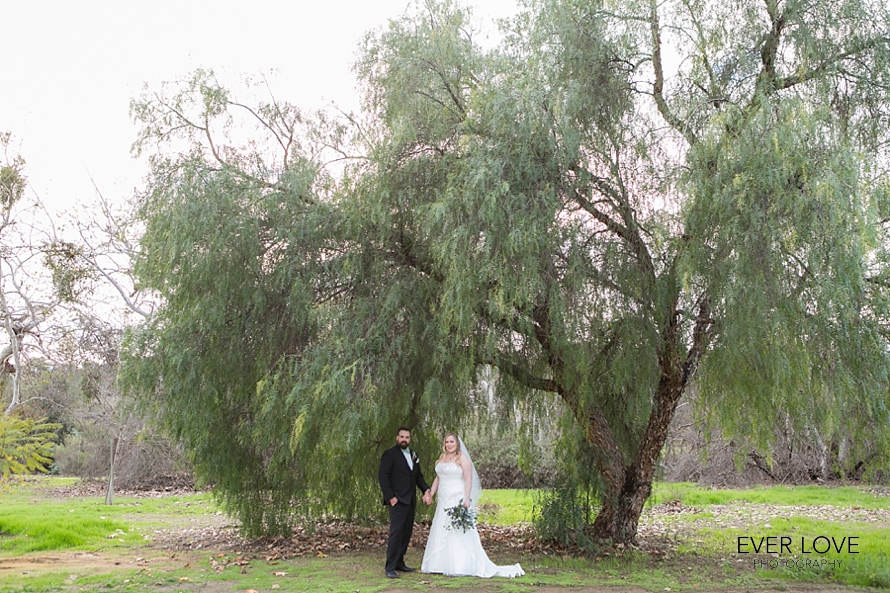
<box><xmin>588</xmin><ymin>367</ymin><xmax>687</xmax><ymax>544</ymax></box>
<box><xmin>546</xmin><ymin>290</ymin><xmax>709</xmax><ymax>545</ymax></box>
<box><xmin>105</xmin><ymin>436</ymin><xmax>119</xmax><ymax>505</ymax></box>
<box><xmin>591</xmin><ymin>470</ymin><xmax>652</xmax><ymax>544</ymax></box>
<box><xmin>837</xmin><ymin>436</ymin><xmax>849</xmax><ymax>476</ymax></box>
<box><xmin>811</xmin><ymin>427</ymin><xmax>829</xmax><ymax>480</ymax></box>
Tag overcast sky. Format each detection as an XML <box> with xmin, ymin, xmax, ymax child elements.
<box><xmin>3</xmin><ymin>0</ymin><xmax>519</xmax><ymax>214</ymax></box>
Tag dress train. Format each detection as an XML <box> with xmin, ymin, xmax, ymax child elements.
<box><xmin>420</xmin><ymin>461</ymin><xmax>524</xmax><ymax>578</ymax></box>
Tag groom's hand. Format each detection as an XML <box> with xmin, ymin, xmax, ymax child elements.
<box><xmin>422</xmin><ymin>492</ymin><xmax>432</xmax><ymax>505</ymax></box>
<box><xmin>389</xmin><ymin>497</ymin><xmax>398</xmax><ymax>506</ymax></box>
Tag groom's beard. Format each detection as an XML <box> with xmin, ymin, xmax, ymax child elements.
<box><xmin>398</xmin><ymin>442</ymin><xmax>409</xmax><ymax>449</ymax></box>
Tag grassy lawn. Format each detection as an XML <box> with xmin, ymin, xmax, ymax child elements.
<box><xmin>648</xmin><ymin>481</ymin><xmax>890</xmax><ymax>589</ymax></box>
<box><xmin>476</xmin><ymin>488</ymin><xmax>536</xmax><ymax>525</ymax></box>
<box><xmin>649</xmin><ymin>481</ymin><xmax>890</xmax><ymax>509</ymax></box>
<box><xmin>0</xmin><ymin>477</ymin><xmax>219</xmax><ymax>554</ymax></box>
<box><xmin>1</xmin><ymin>477</ymin><xmax>888</xmax><ymax>592</ymax></box>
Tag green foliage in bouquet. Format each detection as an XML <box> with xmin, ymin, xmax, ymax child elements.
<box><xmin>444</xmin><ymin>499</ymin><xmax>476</xmax><ymax>532</ymax></box>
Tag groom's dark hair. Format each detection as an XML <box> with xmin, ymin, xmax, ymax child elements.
<box><xmin>397</xmin><ymin>426</ymin><xmax>411</xmax><ymax>434</ymax></box>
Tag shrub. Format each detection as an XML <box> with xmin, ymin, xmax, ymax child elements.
<box><xmin>0</xmin><ymin>414</ymin><xmax>61</xmax><ymax>484</ymax></box>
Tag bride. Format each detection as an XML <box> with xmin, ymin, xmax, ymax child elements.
<box><xmin>420</xmin><ymin>432</ymin><xmax>524</xmax><ymax>578</ymax></box>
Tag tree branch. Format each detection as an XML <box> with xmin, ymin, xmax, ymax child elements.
<box><xmin>681</xmin><ymin>296</ymin><xmax>713</xmax><ymax>383</ymax></box>
<box><xmin>493</xmin><ymin>356</ymin><xmax>558</xmax><ymax>393</ymax></box>
<box><xmin>649</xmin><ymin>0</ymin><xmax>697</xmax><ymax>145</ymax></box>
<box><xmin>776</xmin><ymin>37</ymin><xmax>889</xmax><ymax>90</ymax></box>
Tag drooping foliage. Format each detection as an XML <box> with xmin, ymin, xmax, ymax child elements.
<box><xmin>124</xmin><ymin>81</ymin><xmax>334</xmax><ymax>532</ymax></box>
<box><xmin>124</xmin><ymin>0</ymin><xmax>890</xmax><ymax>541</ymax></box>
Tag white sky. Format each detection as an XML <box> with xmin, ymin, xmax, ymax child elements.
<box><xmin>3</xmin><ymin>0</ymin><xmax>519</xmax><ymax>215</ymax></box>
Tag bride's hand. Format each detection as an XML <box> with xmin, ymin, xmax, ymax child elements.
<box><xmin>462</xmin><ymin>499</ymin><xmax>470</xmax><ymax>508</ymax></box>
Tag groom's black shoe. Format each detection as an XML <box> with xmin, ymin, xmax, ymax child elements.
<box><xmin>386</xmin><ymin>570</ymin><xmax>400</xmax><ymax>578</ymax></box>
<box><xmin>396</xmin><ymin>566</ymin><xmax>416</xmax><ymax>572</ymax></box>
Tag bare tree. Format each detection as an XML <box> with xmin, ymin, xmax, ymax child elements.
<box><xmin>0</xmin><ymin>132</ymin><xmax>64</xmax><ymax>415</ymax></box>
<box><xmin>72</xmin><ymin>186</ymin><xmax>154</xmax><ymax>321</ymax></box>
<box><xmin>2</xmin><ymin>132</ymin><xmax>173</xmax><ymax>502</ymax></box>
<box><xmin>51</xmin><ymin>190</ymin><xmax>164</xmax><ymax>504</ymax></box>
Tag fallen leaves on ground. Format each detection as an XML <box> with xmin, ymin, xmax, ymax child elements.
<box><xmin>139</xmin><ymin>491</ymin><xmax>889</xmax><ymax>562</ymax></box>
<box><xmin>148</xmin><ymin>518</ymin><xmax>672</xmax><ymax>560</ymax></box>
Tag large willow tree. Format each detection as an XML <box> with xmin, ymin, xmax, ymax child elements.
<box><xmin>125</xmin><ymin>0</ymin><xmax>890</xmax><ymax>542</ymax></box>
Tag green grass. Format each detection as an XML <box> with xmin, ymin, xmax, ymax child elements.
<box><xmin>4</xmin><ymin>568</ymin><xmax>155</xmax><ymax>593</ymax></box>
<box><xmin>649</xmin><ymin>481</ymin><xmax>890</xmax><ymax>509</ymax></box>
<box><xmin>654</xmin><ymin>484</ymin><xmax>890</xmax><ymax>590</ymax></box>
<box><xmin>476</xmin><ymin>489</ymin><xmax>535</xmax><ymax>525</ymax></box>
<box><xmin>483</xmin><ymin>483</ymin><xmax>890</xmax><ymax>590</ymax></box>
<box><xmin>1</xmin><ymin>477</ymin><xmax>889</xmax><ymax>592</ymax></box>
<box><xmin>681</xmin><ymin>515</ymin><xmax>890</xmax><ymax>589</ymax></box>
<box><xmin>0</xmin><ymin>477</ymin><xmax>220</xmax><ymax>555</ymax></box>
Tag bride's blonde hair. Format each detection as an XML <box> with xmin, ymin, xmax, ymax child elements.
<box><xmin>438</xmin><ymin>431</ymin><xmax>463</xmax><ymax>465</ymax></box>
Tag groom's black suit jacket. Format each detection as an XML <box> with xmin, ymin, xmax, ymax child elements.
<box><xmin>378</xmin><ymin>445</ymin><xmax>430</xmax><ymax>506</ymax></box>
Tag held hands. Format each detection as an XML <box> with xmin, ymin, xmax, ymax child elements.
<box><xmin>391</xmin><ymin>493</ymin><xmax>433</xmax><ymax>506</ymax></box>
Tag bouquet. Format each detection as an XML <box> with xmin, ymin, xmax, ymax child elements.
<box><xmin>444</xmin><ymin>499</ymin><xmax>476</xmax><ymax>532</ymax></box>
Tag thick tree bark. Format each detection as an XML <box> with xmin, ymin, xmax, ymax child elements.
<box><xmin>591</xmin><ymin>469</ymin><xmax>650</xmax><ymax>544</ymax></box>
<box><xmin>590</xmin><ymin>372</ymin><xmax>685</xmax><ymax>543</ymax></box>
<box><xmin>565</xmin><ymin>299</ymin><xmax>712</xmax><ymax>545</ymax></box>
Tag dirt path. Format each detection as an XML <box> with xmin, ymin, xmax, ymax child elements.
<box><xmin>1</xmin><ymin>551</ymin><xmax>131</xmax><ymax>573</ymax></box>
<box><xmin>0</xmin><ymin>550</ymin><xmax>196</xmax><ymax>575</ymax></box>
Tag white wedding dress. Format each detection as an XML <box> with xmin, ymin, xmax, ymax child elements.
<box><xmin>420</xmin><ymin>461</ymin><xmax>524</xmax><ymax>578</ymax></box>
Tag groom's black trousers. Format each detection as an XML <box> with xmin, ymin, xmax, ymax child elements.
<box><xmin>386</xmin><ymin>501</ymin><xmax>415</xmax><ymax>571</ymax></box>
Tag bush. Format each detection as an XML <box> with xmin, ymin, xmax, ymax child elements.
<box><xmin>471</xmin><ymin>437</ymin><xmax>555</xmax><ymax>488</ymax></box>
<box><xmin>661</xmin><ymin>394</ymin><xmax>890</xmax><ymax>486</ymax></box>
<box><xmin>533</xmin><ymin>478</ymin><xmax>603</xmax><ymax>552</ymax></box>
<box><xmin>0</xmin><ymin>413</ymin><xmax>61</xmax><ymax>484</ymax></box>
<box><xmin>52</xmin><ymin>403</ymin><xmax>192</xmax><ymax>489</ymax></box>
<box><xmin>530</xmin><ymin>411</ymin><xmax>608</xmax><ymax>552</ymax></box>
<box><xmin>20</xmin><ymin>362</ymin><xmax>192</xmax><ymax>489</ymax></box>
<box><xmin>466</xmin><ymin>428</ymin><xmax>556</xmax><ymax>489</ymax></box>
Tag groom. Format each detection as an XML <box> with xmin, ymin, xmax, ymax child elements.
<box><xmin>378</xmin><ymin>426</ymin><xmax>432</xmax><ymax>579</ymax></box>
